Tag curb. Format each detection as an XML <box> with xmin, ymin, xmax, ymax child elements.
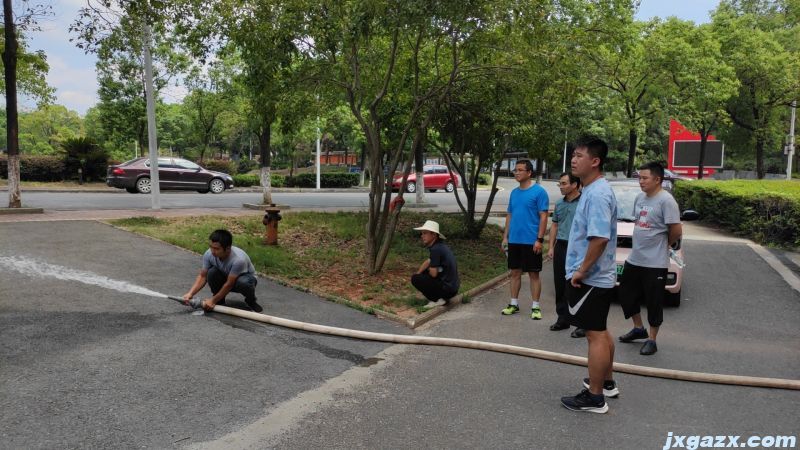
<box><xmin>102</xmin><ymin>218</ymin><xmax>512</xmax><ymax>329</ymax></box>
<box><xmin>0</xmin><ymin>207</ymin><xmax>44</xmax><ymax>215</ymax></box>
<box><xmin>0</xmin><ymin>188</ymin><xmax>122</xmax><ymax>193</ymax></box>
<box><xmin>0</xmin><ymin>187</ymin><xmax>372</xmax><ymax>194</ymax></box>
<box><xmin>100</xmin><ymin>220</ymin><xmax>376</xmax><ymax>314</ymax></box>
<box><xmin>375</xmin><ymin>270</ymin><xmax>511</xmax><ymax>329</ymax></box>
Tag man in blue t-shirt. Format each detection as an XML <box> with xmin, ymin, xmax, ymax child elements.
<box><xmin>560</xmin><ymin>136</ymin><xmax>618</xmax><ymax>414</ymax></box>
<box><xmin>500</xmin><ymin>159</ymin><xmax>550</xmax><ymax>320</ymax></box>
<box><xmin>182</xmin><ymin>229</ymin><xmax>262</xmax><ymax>313</ymax></box>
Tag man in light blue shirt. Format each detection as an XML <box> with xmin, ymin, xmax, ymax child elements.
<box><xmin>560</xmin><ymin>136</ymin><xmax>618</xmax><ymax>414</ymax></box>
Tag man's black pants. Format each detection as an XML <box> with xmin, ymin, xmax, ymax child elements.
<box><xmin>207</xmin><ymin>267</ymin><xmax>258</xmax><ymax>303</ymax></box>
<box><xmin>552</xmin><ymin>239</ymin><xmax>569</xmax><ymax>323</ymax></box>
<box><xmin>411</xmin><ymin>272</ymin><xmax>457</xmax><ymax>302</ymax></box>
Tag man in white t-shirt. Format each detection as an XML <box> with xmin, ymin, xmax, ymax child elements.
<box><xmin>617</xmin><ymin>162</ymin><xmax>682</xmax><ymax>355</ymax></box>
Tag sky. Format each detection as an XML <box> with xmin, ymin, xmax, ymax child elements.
<box><xmin>20</xmin><ymin>0</ymin><xmax>723</xmax><ymax>116</ymax></box>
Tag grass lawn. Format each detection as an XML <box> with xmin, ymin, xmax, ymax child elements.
<box><xmin>110</xmin><ymin>211</ymin><xmax>508</xmax><ymax>318</ymax></box>
<box><xmin>0</xmin><ymin>180</ymin><xmax>112</xmax><ymax>189</ymax></box>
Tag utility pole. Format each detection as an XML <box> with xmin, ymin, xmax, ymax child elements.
<box><xmin>143</xmin><ymin>22</ymin><xmax>161</xmax><ymax>209</ymax></box>
<box><xmin>787</xmin><ymin>100</ymin><xmax>796</xmax><ymax>180</ymax></box>
<box><xmin>316</xmin><ymin>117</ymin><xmax>321</xmax><ymax>190</ymax></box>
<box><xmin>561</xmin><ymin>129</ymin><xmax>568</xmax><ymax>173</ymax></box>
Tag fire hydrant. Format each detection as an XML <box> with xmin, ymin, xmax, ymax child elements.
<box><xmin>262</xmin><ymin>204</ymin><xmax>286</xmax><ymax>245</ymax></box>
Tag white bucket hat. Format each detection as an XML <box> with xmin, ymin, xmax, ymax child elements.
<box><xmin>413</xmin><ymin>220</ymin><xmax>445</xmax><ymax>239</ymax></box>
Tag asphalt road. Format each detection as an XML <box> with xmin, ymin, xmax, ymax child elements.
<box><xmin>263</xmin><ymin>238</ymin><xmax>800</xmax><ymax>449</ymax></box>
<box><xmin>11</xmin><ymin>178</ymin><xmax>564</xmax><ymax>212</ymax></box>
<box><xmin>0</xmin><ymin>221</ymin><xmax>410</xmax><ymax>449</ymax></box>
<box><xmin>2</xmin><ymin>220</ymin><xmax>797</xmax><ymax>449</ymax></box>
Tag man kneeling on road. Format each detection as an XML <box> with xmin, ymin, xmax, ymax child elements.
<box><xmin>411</xmin><ymin>220</ymin><xmax>460</xmax><ymax>310</ymax></box>
<box><xmin>183</xmin><ymin>229</ymin><xmax>263</xmax><ymax>313</ymax></box>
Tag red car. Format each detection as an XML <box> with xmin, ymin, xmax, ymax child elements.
<box><xmin>106</xmin><ymin>157</ymin><xmax>235</xmax><ymax>194</ymax></box>
<box><xmin>391</xmin><ymin>164</ymin><xmax>459</xmax><ymax>193</ymax></box>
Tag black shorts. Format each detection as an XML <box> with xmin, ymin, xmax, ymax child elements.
<box><xmin>507</xmin><ymin>243</ymin><xmax>543</xmax><ymax>272</ymax></box>
<box><xmin>618</xmin><ymin>262</ymin><xmax>667</xmax><ymax>327</ymax></box>
<box><xmin>564</xmin><ymin>280</ymin><xmax>613</xmax><ymax>331</ymax></box>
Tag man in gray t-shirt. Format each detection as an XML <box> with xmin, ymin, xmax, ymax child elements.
<box><xmin>618</xmin><ymin>163</ymin><xmax>682</xmax><ymax>355</ymax></box>
<box><xmin>182</xmin><ymin>229</ymin><xmax>262</xmax><ymax>312</ymax></box>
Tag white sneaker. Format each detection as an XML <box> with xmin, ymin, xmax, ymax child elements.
<box><xmin>423</xmin><ymin>299</ymin><xmax>446</xmax><ymax>309</ymax></box>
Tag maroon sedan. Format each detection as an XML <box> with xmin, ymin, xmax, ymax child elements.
<box><xmin>106</xmin><ymin>157</ymin><xmax>235</xmax><ymax>194</ymax></box>
<box><xmin>391</xmin><ymin>164</ymin><xmax>459</xmax><ymax>193</ymax></box>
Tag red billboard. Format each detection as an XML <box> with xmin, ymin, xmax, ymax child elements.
<box><xmin>668</xmin><ymin>119</ymin><xmax>724</xmax><ymax>177</ymax></box>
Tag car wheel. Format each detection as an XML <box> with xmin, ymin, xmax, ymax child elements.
<box><xmin>664</xmin><ymin>290</ymin><xmax>681</xmax><ymax>307</ymax></box>
<box><xmin>125</xmin><ymin>187</ymin><xmax>138</xmax><ymax>194</ymax></box>
<box><xmin>406</xmin><ymin>181</ymin><xmax>416</xmax><ymax>193</ymax></box>
<box><xmin>445</xmin><ymin>181</ymin><xmax>455</xmax><ymax>193</ymax></box>
<box><xmin>209</xmin><ymin>178</ymin><xmax>226</xmax><ymax>194</ymax></box>
<box><xmin>136</xmin><ymin>177</ymin><xmax>151</xmax><ymax>194</ymax></box>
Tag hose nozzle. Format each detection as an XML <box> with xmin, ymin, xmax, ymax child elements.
<box><xmin>167</xmin><ymin>295</ymin><xmax>202</xmax><ymax>309</ymax></box>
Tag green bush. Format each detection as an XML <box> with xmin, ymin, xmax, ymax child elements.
<box><xmin>62</xmin><ymin>137</ymin><xmax>110</xmax><ymax>181</ymax></box>
<box><xmin>202</xmin><ymin>159</ymin><xmax>237</xmax><ymax>176</ymax></box>
<box><xmin>478</xmin><ymin>173</ymin><xmax>491</xmax><ymax>185</ymax></box>
<box><xmin>285</xmin><ymin>172</ymin><xmax>359</xmax><ymax>188</ymax></box>
<box><xmin>0</xmin><ymin>155</ymin><xmax>67</xmax><ymax>181</ymax></box>
<box><xmin>673</xmin><ymin>180</ymin><xmax>800</xmax><ymax>248</ymax></box>
<box><xmin>237</xmin><ymin>158</ymin><xmax>259</xmax><ymax>174</ymax></box>
<box><xmin>232</xmin><ymin>173</ymin><xmax>286</xmax><ymax>188</ymax></box>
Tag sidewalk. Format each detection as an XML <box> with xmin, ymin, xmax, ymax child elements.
<box><xmin>0</xmin><ymin>185</ymin><xmax>374</xmax><ymax>194</ymax></box>
<box><xmin>0</xmin><ymin>207</ymin><xmax>265</xmax><ymax>223</ymax></box>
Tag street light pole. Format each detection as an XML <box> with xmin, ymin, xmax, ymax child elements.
<box><xmin>788</xmin><ymin>100</ymin><xmax>796</xmax><ymax>180</ymax></box>
<box><xmin>316</xmin><ymin>117</ymin><xmax>321</xmax><ymax>190</ymax></box>
<box><xmin>143</xmin><ymin>22</ymin><xmax>161</xmax><ymax>209</ymax></box>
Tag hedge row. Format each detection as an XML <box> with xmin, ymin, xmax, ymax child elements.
<box><xmin>673</xmin><ymin>180</ymin><xmax>800</xmax><ymax>248</ymax></box>
<box><xmin>232</xmin><ymin>173</ymin><xmax>286</xmax><ymax>188</ymax></box>
<box><xmin>285</xmin><ymin>173</ymin><xmax>359</xmax><ymax>188</ymax></box>
<box><xmin>202</xmin><ymin>159</ymin><xmax>238</xmax><ymax>176</ymax></box>
<box><xmin>233</xmin><ymin>172</ymin><xmax>359</xmax><ymax>188</ymax></box>
<box><xmin>0</xmin><ymin>155</ymin><xmax>67</xmax><ymax>181</ymax></box>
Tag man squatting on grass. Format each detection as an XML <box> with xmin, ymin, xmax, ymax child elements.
<box><xmin>560</xmin><ymin>136</ymin><xmax>618</xmax><ymax>414</ymax></box>
<box><xmin>182</xmin><ymin>229</ymin><xmax>263</xmax><ymax>313</ymax></box>
<box><xmin>618</xmin><ymin>162</ymin><xmax>682</xmax><ymax>356</ymax></box>
<box><xmin>547</xmin><ymin>172</ymin><xmax>584</xmax><ymax>337</ymax></box>
<box><xmin>500</xmin><ymin>159</ymin><xmax>550</xmax><ymax>320</ymax></box>
<box><xmin>411</xmin><ymin>220</ymin><xmax>460</xmax><ymax>310</ymax></box>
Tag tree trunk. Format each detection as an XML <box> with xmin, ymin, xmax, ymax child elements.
<box><xmin>697</xmin><ymin>132</ymin><xmax>708</xmax><ymax>180</ymax></box>
<box><xmin>414</xmin><ymin>133</ymin><xmax>426</xmax><ymax>203</ymax></box>
<box><xmin>626</xmin><ymin>127</ymin><xmax>637</xmax><ymax>178</ymax></box>
<box><xmin>365</xmin><ymin>133</ymin><xmax>384</xmax><ymax>275</ymax></box>
<box><xmin>343</xmin><ymin>140</ymin><xmax>349</xmax><ymax>168</ymax></box>
<box><xmin>755</xmin><ymin>136</ymin><xmax>765</xmax><ymax>179</ymax></box>
<box><xmin>359</xmin><ymin>142</ymin><xmax>366</xmax><ymax>186</ymax></box>
<box><xmin>258</xmin><ymin>123</ymin><xmax>272</xmax><ymax>205</ymax></box>
<box><xmin>3</xmin><ymin>0</ymin><xmax>21</xmax><ymax>208</ymax></box>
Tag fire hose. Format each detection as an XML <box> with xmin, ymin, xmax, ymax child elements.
<box><xmin>166</xmin><ymin>296</ymin><xmax>799</xmax><ymax>391</ymax></box>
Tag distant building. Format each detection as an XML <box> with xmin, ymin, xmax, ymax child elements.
<box><xmin>319</xmin><ymin>151</ymin><xmax>358</xmax><ymax>165</ymax></box>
